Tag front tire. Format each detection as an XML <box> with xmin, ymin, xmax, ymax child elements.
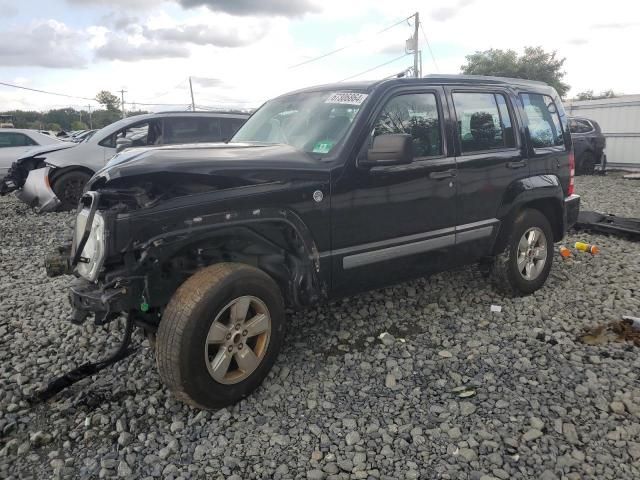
<box><xmin>156</xmin><ymin>263</ymin><xmax>285</xmax><ymax>409</ymax></box>
<box><xmin>52</xmin><ymin>170</ymin><xmax>91</xmax><ymax>210</ymax></box>
<box><xmin>490</xmin><ymin>209</ymin><xmax>554</xmax><ymax>296</ymax></box>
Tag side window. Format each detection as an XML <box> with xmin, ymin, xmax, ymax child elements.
<box><xmin>0</xmin><ymin>133</ymin><xmax>11</xmax><ymax>147</ymax></box>
<box><xmin>100</xmin><ymin>122</ymin><xmax>155</xmax><ymax>148</ymax></box>
<box><xmin>0</xmin><ymin>133</ymin><xmax>36</xmax><ymax>147</ymax></box>
<box><xmin>520</xmin><ymin>93</ymin><xmax>565</xmax><ymax>148</ymax></box>
<box><xmin>163</xmin><ymin>117</ymin><xmax>209</xmax><ymax>144</ymax></box>
<box><xmin>452</xmin><ymin>92</ymin><xmax>516</xmax><ymax>154</ymax></box>
<box><xmin>373</xmin><ymin>92</ymin><xmax>442</xmax><ymax>158</ymax></box>
<box><xmin>569</xmin><ymin>119</ymin><xmax>593</xmax><ymax>134</ymax></box>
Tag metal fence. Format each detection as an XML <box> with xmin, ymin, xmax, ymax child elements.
<box><xmin>565</xmin><ymin>95</ymin><xmax>640</xmax><ymax>167</ymax></box>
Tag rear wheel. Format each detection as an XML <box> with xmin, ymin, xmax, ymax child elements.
<box><xmin>577</xmin><ymin>151</ymin><xmax>596</xmax><ymax>175</ymax></box>
<box><xmin>52</xmin><ymin>170</ymin><xmax>91</xmax><ymax>210</ymax></box>
<box><xmin>490</xmin><ymin>208</ymin><xmax>554</xmax><ymax>296</ymax></box>
<box><xmin>156</xmin><ymin>263</ymin><xmax>285</xmax><ymax>409</ymax></box>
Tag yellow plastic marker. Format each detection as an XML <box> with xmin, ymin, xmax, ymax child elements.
<box><xmin>575</xmin><ymin>242</ymin><xmax>600</xmax><ymax>255</ymax></box>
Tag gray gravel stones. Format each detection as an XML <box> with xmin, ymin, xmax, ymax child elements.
<box><xmin>1</xmin><ymin>173</ymin><xmax>640</xmax><ymax>479</ymax></box>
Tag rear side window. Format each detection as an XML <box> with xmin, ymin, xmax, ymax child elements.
<box><xmin>568</xmin><ymin>119</ymin><xmax>593</xmax><ymax>134</ymax></box>
<box><xmin>373</xmin><ymin>92</ymin><xmax>442</xmax><ymax>158</ymax></box>
<box><xmin>520</xmin><ymin>93</ymin><xmax>565</xmax><ymax>148</ymax></box>
<box><xmin>453</xmin><ymin>92</ymin><xmax>516</xmax><ymax>154</ymax></box>
<box><xmin>0</xmin><ymin>132</ymin><xmax>37</xmax><ymax>147</ymax></box>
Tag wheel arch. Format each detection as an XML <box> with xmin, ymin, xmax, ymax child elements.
<box><xmin>136</xmin><ymin>208</ymin><xmax>325</xmax><ymax>309</ymax></box>
<box><xmin>49</xmin><ymin>165</ymin><xmax>95</xmax><ymax>184</ymax></box>
<box><xmin>493</xmin><ymin>175</ymin><xmax>565</xmax><ymax>254</ymax></box>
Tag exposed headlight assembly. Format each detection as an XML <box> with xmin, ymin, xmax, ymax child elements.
<box><xmin>76</xmin><ymin>212</ymin><xmax>106</xmax><ymax>282</ymax></box>
<box><xmin>72</xmin><ymin>192</ymin><xmax>106</xmax><ymax>282</ymax></box>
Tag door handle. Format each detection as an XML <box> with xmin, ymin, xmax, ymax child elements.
<box><xmin>429</xmin><ymin>169</ymin><xmax>456</xmax><ymax>180</ymax></box>
<box><xmin>506</xmin><ymin>160</ymin><xmax>527</xmax><ymax>169</ymax></box>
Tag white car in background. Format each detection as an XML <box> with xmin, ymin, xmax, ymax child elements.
<box><xmin>0</xmin><ymin>112</ymin><xmax>249</xmax><ymax>211</ymax></box>
<box><xmin>0</xmin><ymin>129</ymin><xmax>67</xmax><ymax>181</ymax></box>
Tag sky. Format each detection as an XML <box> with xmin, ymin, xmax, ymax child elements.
<box><xmin>0</xmin><ymin>0</ymin><xmax>638</xmax><ymax>112</ymax></box>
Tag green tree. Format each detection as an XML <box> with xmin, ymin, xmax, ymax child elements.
<box><xmin>71</xmin><ymin>120</ymin><xmax>88</xmax><ymax>130</ymax></box>
<box><xmin>96</xmin><ymin>90</ymin><xmax>121</xmax><ymax>112</ymax></box>
<box><xmin>461</xmin><ymin>46</ymin><xmax>570</xmax><ymax>98</ymax></box>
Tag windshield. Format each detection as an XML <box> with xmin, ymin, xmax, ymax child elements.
<box><xmin>231</xmin><ymin>90</ymin><xmax>368</xmax><ymax>156</ymax></box>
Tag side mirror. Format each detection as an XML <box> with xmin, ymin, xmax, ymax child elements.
<box><xmin>360</xmin><ymin>134</ymin><xmax>413</xmax><ymax>168</ymax></box>
<box><xmin>116</xmin><ymin>137</ymin><xmax>133</xmax><ymax>153</ymax></box>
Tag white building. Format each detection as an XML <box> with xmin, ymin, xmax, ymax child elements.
<box><xmin>564</xmin><ymin>94</ymin><xmax>640</xmax><ymax>167</ymax></box>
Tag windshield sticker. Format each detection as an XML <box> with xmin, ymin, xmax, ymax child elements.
<box><xmin>312</xmin><ymin>141</ymin><xmax>334</xmax><ymax>154</ymax></box>
<box><xmin>325</xmin><ymin>92</ymin><xmax>368</xmax><ymax>106</ymax></box>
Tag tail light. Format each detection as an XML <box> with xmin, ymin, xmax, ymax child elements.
<box><xmin>568</xmin><ymin>150</ymin><xmax>575</xmax><ymax>196</ymax></box>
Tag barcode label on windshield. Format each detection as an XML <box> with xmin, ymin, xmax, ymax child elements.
<box><xmin>325</xmin><ymin>92</ymin><xmax>368</xmax><ymax>105</ymax></box>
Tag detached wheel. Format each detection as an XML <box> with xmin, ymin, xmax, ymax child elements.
<box><xmin>156</xmin><ymin>263</ymin><xmax>285</xmax><ymax>409</ymax></box>
<box><xmin>490</xmin><ymin>208</ymin><xmax>554</xmax><ymax>296</ymax></box>
<box><xmin>52</xmin><ymin>170</ymin><xmax>91</xmax><ymax>210</ymax></box>
<box><xmin>577</xmin><ymin>151</ymin><xmax>596</xmax><ymax>175</ymax></box>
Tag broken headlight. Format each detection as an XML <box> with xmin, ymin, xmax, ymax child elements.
<box><xmin>76</xmin><ymin>211</ymin><xmax>106</xmax><ymax>282</ymax></box>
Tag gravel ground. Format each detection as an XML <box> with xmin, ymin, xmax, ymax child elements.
<box><xmin>0</xmin><ymin>173</ymin><xmax>639</xmax><ymax>480</ymax></box>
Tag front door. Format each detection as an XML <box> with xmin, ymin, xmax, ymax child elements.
<box><xmin>329</xmin><ymin>87</ymin><xmax>458</xmax><ymax>297</ymax></box>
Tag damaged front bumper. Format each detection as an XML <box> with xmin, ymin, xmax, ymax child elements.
<box><xmin>68</xmin><ymin>277</ymin><xmax>142</xmax><ymax>325</ymax></box>
<box><xmin>15</xmin><ymin>166</ymin><xmax>61</xmax><ymax>212</ymax></box>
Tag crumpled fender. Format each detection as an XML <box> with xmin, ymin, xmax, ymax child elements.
<box><xmin>15</xmin><ymin>166</ymin><xmax>61</xmax><ymax>213</ymax></box>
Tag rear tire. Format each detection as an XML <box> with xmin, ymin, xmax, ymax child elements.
<box><xmin>577</xmin><ymin>151</ymin><xmax>596</xmax><ymax>175</ymax></box>
<box><xmin>490</xmin><ymin>209</ymin><xmax>554</xmax><ymax>296</ymax></box>
<box><xmin>52</xmin><ymin>170</ymin><xmax>91</xmax><ymax>210</ymax></box>
<box><xmin>156</xmin><ymin>263</ymin><xmax>285</xmax><ymax>409</ymax></box>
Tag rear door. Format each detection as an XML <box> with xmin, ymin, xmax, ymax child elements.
<box><xmin>446</xmin><ymin>86</ymin><xmax>526</xmax><ymax>259</ymax></box>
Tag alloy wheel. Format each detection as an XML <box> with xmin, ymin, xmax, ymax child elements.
<box><xmin>516</xmin><ymin>227</ymin><xmax>548</xmax><ymax>281</ymax></box>
<box><xmin>204</xmin><ymin>296</ymin><xmax>271</xmax><ymax>385</ymax></box>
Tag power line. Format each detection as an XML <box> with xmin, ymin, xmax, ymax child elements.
<box><xmin>289</xmin><ymin>15</ymin><xmax>414</xmax><ymax>69</ymax></box>
<box><xmin>420</xmin><ymin>23</ymin><xmax>440</xmax><ymax>73</ymax></box>
<box><xmin>338</xmin><ymin>54</ymin><xmax>411</xmax><ymax>82</ymax></box>
<box><xmin>0</xmin><ymin>80</ymin><xmax>97</xmax><ymax>102</ymax></box>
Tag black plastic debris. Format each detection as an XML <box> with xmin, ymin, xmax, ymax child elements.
<box><xmin>574</xmin><ymin>211</ymin><xmax>640</xmax><ymax>240</ymax></box>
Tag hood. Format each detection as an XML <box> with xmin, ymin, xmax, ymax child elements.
<box><xmin>16</xmin><ymin>142</ymin><xmax>75</xmax><ymax>162</ymax></box>
<box><xmin>42</xmin><ymin>142</ymin><xmax>106</xmax><ymax>170</ymax></box>
<box><xmin>88</xmin><ymin>143</ymin><xmax>331</xmax><ymax>209</ymax></box>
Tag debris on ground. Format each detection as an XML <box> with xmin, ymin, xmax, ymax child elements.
<box><xmin>490</xmin><ymin>304</ymin><xmax>502</xmax><ymax>313</ymax></box>
<box><xmin>559</xmin><ymin>246</ymin><xmax>572</xmax><ymax>259</ymax></box>
<box><xmin>579</xmin><ymin>318</ymin><xmax>640</xmax><ymax>347</ymax></box>
<box><xmin>574</xmin><ymin>210</ymin><xmax>640</xmax><ymax>240</ymax></box>
<box><xmin>451</xmin><ymin>385</ymin><xmax>477</xmax><ymax>398</ymax></box>
<box><xmin>575</xmin><ymin>241</ymin><xmax>600</xmax><ymax>255</ymax></box>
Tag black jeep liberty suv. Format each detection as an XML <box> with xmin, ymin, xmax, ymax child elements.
<box><xmin>47</xmin><ymin>75</ymin><xmax>580</xmax><ymax>409</ymax></box>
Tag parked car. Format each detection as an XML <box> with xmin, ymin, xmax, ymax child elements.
<box><xmin>45</xmin><ymin>75</ymin><xmax>580</xmax><ymax>409</ymax></box>
<box><xmin>0</xmin><ymin>129</ymin><xmax>66</xmax><ymax>181</ymax></box>
<box><xmin>568</xmin><ymin>116</ymin><xmax>606</xmax><ymax>175</ymax></box>
<box><xmin>0</xmin><ymin>112</ymin><xmax>249</xmax><ymax>211</ymax></box>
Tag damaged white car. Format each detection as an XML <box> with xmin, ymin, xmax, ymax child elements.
<box><xmin>0</xmin><ymin>112</ymin><xmax>248</xmax><ymax>211</ymax></box>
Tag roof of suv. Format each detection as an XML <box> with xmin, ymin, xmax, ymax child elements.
<box><xmin>284</xmin><ymin>74</ymin><xmax>556</xmax><ymax>97</ymax></box>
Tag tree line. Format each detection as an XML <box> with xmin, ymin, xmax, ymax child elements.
<box><xmin>1</xmin><ymin>90</ymin><xmax>147</xmax><ymax>132</ymax></box>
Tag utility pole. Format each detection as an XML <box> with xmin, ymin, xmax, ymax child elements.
<box><xmin>413</xmin><ymin>12</ymin><xmax>420</xmax><ymax>78</ymax></box>
<box><xmin>87</xmin><ymin>104</ymin><xmax>93</xmax><ymax>129</ymax></box>
<box><xmin>119</xmin><ymin>88</ymin><xmax>127</xmax><ymax>119</ymax></box>
<box><xmin>189</xmin><ymin>77</ymin><xmax>196</xmax><ymax>111</ymax></box>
